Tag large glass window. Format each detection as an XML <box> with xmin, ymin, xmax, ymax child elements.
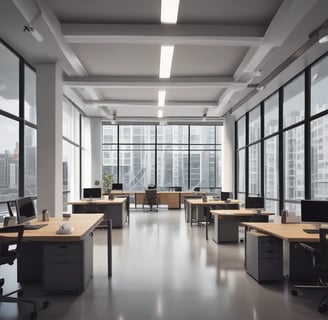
<box><xmin>62</xmin><ymin>99</ymin><xmax>81</xmax><ymax>210</ymax></box>
<box><xmin>0</xmin><ymin>116</ymin><xmax>19</xmax><ymax>201</ymax></box>
<box><xmin>283</xmin><ymin>74</ymin><xmax>305</xmax><ymax>128</ymax></box>
<box><xmin>102</xmin><ymin>124</ymin><xmax>222</xmax><ymax>190</ymax></box>
<box><xmin>264</xmin><ymin>93</ymin><xmax>279</xmax><ymax>136</ymax></box>
<box><xmin>237</xmin><ymin>149</ymin><xmax>245</xmax><ymax>201</ymax></box>
<box><xmin>24</xmin><ymin>66</ymin><xmax>37</xmax><ymax>124</ymax></box>
<box><xmin>24</xmin><ymin>125</ymin><xmax>37</xmax><ymax>196</ymax></box>
<box><xmin>248</xmin><ymin>143</ymin><xmax>261</xmax><ymax>196</ymax></box>
<box><xmin>284</xmin><ymin>125</ymin><xmax>304</xmax><ymax>207</ymax></box>
<box><xmin>311</xmin><ymin>55</ymin><xmax>328</xmax><ymax>116</ymax></box>
<box><xmin>311</xmin><ymin>115</ymin><xmax>328</xmax><ymax>199</ymax></box>
<box><xmin>237</xmin><ymin>117</ymin><xmax>246</xmax><ymax>148</ymax></box>
<box><xmin>0</xmin><ymin>43</ymin><xmax>19</xmax><ymax>116</ymax></box>
<box><xmin>249</xmin><ymin>106</ymin><xmax>261</xmax><ymax>143</ymax></box>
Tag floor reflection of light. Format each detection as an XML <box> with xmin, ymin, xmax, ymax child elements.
<box><xmin>252</xmin><ymin>307</ymin><xmax>258</xmax><ymax>320</ymax></box>
<box><xmin>118</xmin><ymin>315</ymin><xmax>125</xmax><ymax>320</ymax></box>
<box><xmin>156</xmin><ymin>294</ymin><xmax>163</xmax><ymax>317</ymax></box>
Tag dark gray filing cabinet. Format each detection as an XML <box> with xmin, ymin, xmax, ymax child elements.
<box><xmin>246</xmin><ymin>231</ymin><xmax>283</xmax><ymax>282</ymax></box>
<box><xmin>43</xmin><ymin>232</ymin><xmax>93</xmax><ymax>293</ymax></box>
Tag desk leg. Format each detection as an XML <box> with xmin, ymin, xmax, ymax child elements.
<box><xmin>107</xmin><ymin>219</ymin><xmax>112</xmax><ymax>278</ymax></box>
<box><xmin>205</xmin><ymin>210</ymin><xmax>208</xmax><ymax>241</ymax></box>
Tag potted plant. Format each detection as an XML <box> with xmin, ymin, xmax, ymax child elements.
<box><xmin>102</xmin><ymin>173</ymin><xmax>114</xmax><ymax>199</ymax></box>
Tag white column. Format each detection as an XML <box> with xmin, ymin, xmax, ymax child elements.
<box><xmin>36</xmin><ymin>64</ymin><xmax>63</xmax><ymax>218</ymax></box>
<box><xmin>222</xmin><ymin>115</ymin><xmax>235</xmax><ymax>194</ymax></box>
<box><xmin>90</xmin><ymin>118</ymin><xmax>102</xmax><ymax>186</ymax></box>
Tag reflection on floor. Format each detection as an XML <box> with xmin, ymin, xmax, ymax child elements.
<box><xmin>0</xmin><ymin>209</ymin><xmax>326</xmax><ymax>320</ymax></box>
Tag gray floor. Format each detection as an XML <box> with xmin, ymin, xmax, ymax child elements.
<box><xmin>0</xmin><ymin>209</ymin><xmax>327</xmax><ymax>319</ymax></box>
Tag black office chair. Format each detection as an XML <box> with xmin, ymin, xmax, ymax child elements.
<box><xmin>0</xmin><ymin>225</ymin><xmax>49</xmax><ymax>318</ymax></box>
<box><xmin>143</xmin><ymin>189</ymin><xmax>159</xmax><ymax>212</ymax></box>
<box><xmin>291</xmin><ymin>228</ymin><xmax>328</xmax><ymax>313</ymax></box>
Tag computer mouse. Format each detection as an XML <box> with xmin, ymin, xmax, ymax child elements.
<box><xmin>56</xmin><ymin>223</ymin><xmax>74</xmax><ymax>234</ymax></box>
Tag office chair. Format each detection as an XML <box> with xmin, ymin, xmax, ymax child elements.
<box><xmin>143</xmin><ymin>189</ymin><xmax>159</xmax><ymax>212</ymax></box>
<box><xmin>291</xmin><ymin>228</ymin><xmax>328</xmax><ymax>313</ymax></box>
<box><xmin>0</xmin><ymin>225</ymin><xmax>49</xmax><ymax>319</ymax></box>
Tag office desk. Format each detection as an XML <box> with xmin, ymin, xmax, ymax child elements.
<box><xmin>69</xmin><ymin>197</ymin><xmax>127</xmax><ymax>228</ymax></box>
<box><xmin>210</xmin><ymin>209</ymin><xmax>274</xmax><ymax>243</ymax></box>
<box><xmin>241</xmin><ymin>222</ymin><xmax>320</xmax><ymax>282</ymax></box>
<box><xmin>135</xmin><ymin>191</ymin><xmax>182</xmax><ymax>209</ymax></box>
<box><xmin>8</xmin><ymin>214</ymin><xmax>111</xmax><ymax>293</ymax></box>
<box><xmin>185</xmin><ymin>199</ymin><xmax>240</xmax><ymax>226</ymax></box>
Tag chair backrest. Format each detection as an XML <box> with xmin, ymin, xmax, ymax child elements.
<box><xmin>0</xmin><ymin>225</ymin><xmax>24</xmax><ymax>266</ymax></box>
<box><xmin>145</xmin><ymin>189</ymin><xmax>157</xmax><ymax>204</ymax></box>
<box><xmin>193</xmin><ymin>187</ymin><xmax>200</xmax><ymax>192</ymax></box>
<box><xmin>319</xmin><ymin>228</ymin><xmax>328</xmax><ymax>267</ymax></box>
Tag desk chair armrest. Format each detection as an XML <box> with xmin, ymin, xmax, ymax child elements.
<box><xmin>299</xmin><ymin>242</ymin><xmax>319</xmax><ymax>253</ymax></box>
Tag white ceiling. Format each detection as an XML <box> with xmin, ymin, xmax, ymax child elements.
<box><xmin>1</xmin><ymin>0</ymin><xmax>328</xmax><ymax>123</ymax></box>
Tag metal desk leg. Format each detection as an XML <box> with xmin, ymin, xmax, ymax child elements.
<box><xmin>205</xmin><ymin>210</ymin><xmax>208</xmax><ymax>241</ymax></box>
<box><xmin>107</xmin><ymin>219</ymin><xmax>112</xmax><ymax>277</ymax></box>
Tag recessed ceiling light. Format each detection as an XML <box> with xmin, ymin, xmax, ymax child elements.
<box><xmin>160</xmin><ymin>46</ymin><xmax>174</xmax><ymax>78</ymax></box>
<box><xmin>318</xmin><ymin>28</ymin><xmax>328</xmax><ymax>43</ymax></box>
<box><xmin>158</xmin><ymin>90</ymin><xmax>166</xmax><ymax>107</ymax></box>
<box><xmin>158</xmin><ymin>109</ymin><xmax>163</xmax><ymax>118</ymax></box>
<box><xmin>161</xmin><ymin>0</ymin><xmax>180</xmax><ymax>24</ymax></box>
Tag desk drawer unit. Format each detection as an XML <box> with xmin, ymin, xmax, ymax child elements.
<box><xmin>43</xmin><ymin>233</ymin><xmax>93</xmax><ymax>293</ymax></box>
<box><xmin>246</xmin><ymin>231</ymin><xmax>283</xmax><ymax>283</ymax></box>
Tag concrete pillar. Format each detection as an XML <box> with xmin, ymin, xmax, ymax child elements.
<box><xmin>36</xmin><ymin>64</ymin><xmax>63</xmax><ymax>218</ymax></box>
<box><xmin>90</xmin><ymin>118</ymin><xmax>102</xmax><ymax>186</ymax></box>
<box><xmin>222</xmin><ymin>115</ymin><xmax>235</xmax><ymax>194</ymax></box>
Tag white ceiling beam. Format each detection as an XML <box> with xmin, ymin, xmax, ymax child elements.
<box><xmin>62</xmin><ymin>24</ymin><xmax>265</xmax><ymax>46</ymax></box>
<box><xmin>85</xmin><ymin>100</ymin><xmax>218</xmax><ymax>108</ymax></box>
<box><xmin>64</xmin><ymin>76</ymin><xmax>235</xmax><ymax>89</ymax></box>
<box><xmin>234</xmin><ymin>0</ymin><xmax>319</xmax><ymax>80</ymax></box>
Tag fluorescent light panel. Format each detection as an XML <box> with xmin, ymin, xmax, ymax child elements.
<box><xmin>158</xmin><ymin>90</ymin><xmax>166</xmax><ymax>106</ymax></box>
<box><xmin>158</xmin><ymin>109</ymin><xmax>163</xmax><ymax>118</ymax></box>
<box><xmin>161</xmin><ymin>0</ymin><xmax>180</xmax><ymax>24</ymax></box>
<box><xmin>160</xmin><ymin>46</ymin><xmax>174</xmax><ymax>78</ymax></box>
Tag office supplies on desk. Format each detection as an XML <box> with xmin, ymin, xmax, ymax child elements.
<box><xmin>56</xmin><ymin>223</ymin><xmax>74</xmax><ymax>234</ymax></box>
<box><xmin>23</xmin><ymin>224</ymin><xmax>48</xmax><ymax>230</ymax></box>
<box><xmin>303</xmin><ymin>228</ymin><xmax>319</xmax><ymax>234</ymax></box>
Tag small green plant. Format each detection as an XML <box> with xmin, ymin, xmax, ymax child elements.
<box><xmin>94</xmin><ymin>180</ymin><xmax>100</xmax><ymax>186</ymax></box>
<box><xmin>102</xmin><ymin>173</ymin><xmax>114</xmax><ymax>194</ymax></box>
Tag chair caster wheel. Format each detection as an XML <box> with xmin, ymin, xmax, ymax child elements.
<box><xmin>291</xmin><ymin>289</ymin><xmax>298</xmax><ymax>296</ymax></box>
<box><xmin>31</xmin><ymin>311</ymin><xmax>37</xmax><ymax>319</ymax></box>
<box><xmin>43</xmin><ymin>300</ymin><xmax>50</xmax><ymax>309</ymax></box>
<box><xmin>319</xmin><ymin>303</ymin><xmax>327</xmax><ymax>313</ymax></box>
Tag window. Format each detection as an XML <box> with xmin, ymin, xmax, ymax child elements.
<box><xmin>264</xmin><ymin>93</ymin><xmax>279</xmax><ymax>136</ymax></box>
<box><xmin>311</xmin><ymin>114</ymin><xmax>328</xmax><ymax>199</ymax></box>
<box><xmin>248</xmin><ymin>143</ymin><xmax>261</xmax><ymax>196</ymax></box>
<box><xmin>284</xmin><ymin>125</ymin><xmax>304</xmax><ymax>203</ymax></box>
<box><xmin>24</xmin><ymin>125</ymin><xmax>37</xmax><ymax>196</ymax></box>
<box><xmin>102</xmin><ymin>124</ymin><xmax>222</xmax><ymax>190</ymax></box>
<box><xmin>24</xmin><ymin>66</ymin><xmax>37</xmax><ymax>124</ymax></box>
<box><xmin>283</xmin><ymin>74</ymin><xmax>305</xmax><ymax>128</ymax></box>
<box><xmin>237</xmin><ymin>117</ymin><xmax>246</xmax><ymax>148</ymax></box>
<box><xmin>249</xmin><ymin>106</ymin><xmax>261</xmax><ymax>143</ymax></box>
<box><xmin>311</xmin><ymin>55</ymin><xmax>328</xmax><ymax>116</ymax></box>
<box><xmin>0</xmin><ymin>43</ymin><xmax>19</xmax><ymax>116</ymax></box>
<box><xmin>237</xmin><ymin>149</ymin><xmax>245</xmax><ymax>198</ymax></box>
<box><xmin>62</xmin><ymin>98</ymin><xmax>81</xmax><ymax>210</ymax></box>
<box><xmin>0</xmin><ymin>116</ymin><xmax>19</xmax><ymax>201</ymax></box>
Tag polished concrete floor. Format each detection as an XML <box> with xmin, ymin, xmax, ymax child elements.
<box><xmin>0</xmin><ymin>209</ymin><xmax>327</xmax><ymax>319</ymax></box>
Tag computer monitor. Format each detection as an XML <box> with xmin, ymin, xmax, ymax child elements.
<box><xmin>169</xmin><ymin>186</ymin><xmax>182</xmax><ymax>192</ymax></box>
<box><xmin>16</xmin><ymin>197</ymin><xmax>36</xmax><ymax>224</ymax></box>
<box><xmin>221</xmin><ymin>191</ymin><xmax>233</xmax><ymax>201</ymax></box>
<box><xmin>301</xmin><ymin>200</ymin><xmax>328</xmax><ymax>224</ymax></box>
<box><xmin>112</xmin><ymin>183</ymin><xmax>123</xmax><ymax>190</ymax></box>
<box><xmin>245</xmin><ymin>196</ymin><xmax>264</xmax><ymax>209</ymax></box>
<box><xmin>83</xmin><ymin>187</ymin><xmax>102</xmax><ymax>199</ymax></box>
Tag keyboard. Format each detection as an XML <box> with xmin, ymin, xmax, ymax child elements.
<box><xmin>23</xmin><ymin>224</ymin><xmax>48</xmax><ymax>230</ymax></box>
<box><xmin>303</xmin><ymin>228</ymin><xmax>319</xmax><ymax>234</ymax></box>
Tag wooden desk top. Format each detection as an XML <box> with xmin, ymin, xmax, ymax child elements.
<box><xmin>185</xmin><ymin>199</ymin><xmax>240</xmax><ymax>205</ymax></box>
<box><xmin>241</xmin><ymin>222</ymin><xmax>320</xmax><ymax>242</ymax></box>
<box><xmin>210</xmin><ymin>209</ymin><xmax>274</xmax><ymax>217</ymax></box>
<box><xmin>0</xmin><ymin>214</ymin><xmax>104</xmax><ymax>242</ymax></box>
<box><xmin>68</xmin><ymin>198</ymin><xmax>126</xmax><ymax>205</ymax></box>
